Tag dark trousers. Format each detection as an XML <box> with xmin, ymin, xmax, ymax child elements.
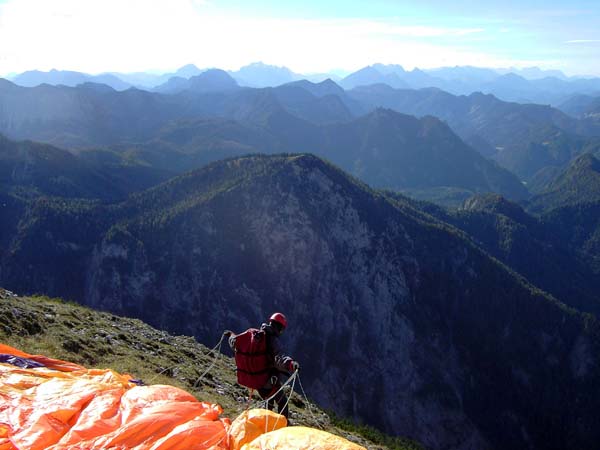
<box><xmin>258</xmin><ymin>382</ymin><xmax>289</xmax><ymax>419</ymax></box>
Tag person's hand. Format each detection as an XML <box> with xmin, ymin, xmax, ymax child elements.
<box><xmin>223</xmin><ymin>330</ymin><xmax>233</xmax><ymax>336</ymax></box>
<box><xmin>290</xmin><ymin>360</ymin><xmax>300</xmax><ymax>372</ymax></box>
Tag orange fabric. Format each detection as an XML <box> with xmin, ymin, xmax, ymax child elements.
<box><xmin>0</xmin><ymin>344</ymin><xmax>30</xmax><ymax>358</ymax></box>
<box><xmin>0</xmin><ymin>344</ymin><xmax>366</xmax><ymax>450</ymax></box>
<box><xmin>0</xmin><ymin>344</ymin><xmax>85</xmax><ymax>372</ymax></box>
<box><xmin>228</xmin><ymin>409</ymin><xmax>287</xmax><ymax>450</ymax></box>
<box><xmin>0</xmin><ymin>348</ymin><xmax>230</xmax><ymax>450</ymax></box>
<box><xmin>0</xmin><ymin>423</ymin><xmax>13</xmax><ymax>450</ymax></box>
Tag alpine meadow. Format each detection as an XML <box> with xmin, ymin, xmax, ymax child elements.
<box><xmin>1</xmin><ymin>1</ymin><xmax>600</xmax><ymax>449</ymax></box>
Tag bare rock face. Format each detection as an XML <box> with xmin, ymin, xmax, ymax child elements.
<box><xmin>3</xmin><ymin>154</ymin><xmax>600</xmax><ymax>449</ymax></box>
<box><xmin>76</xmin><ymin>155</ymin><xmax>599</xmax><ymax>450</ymax></box>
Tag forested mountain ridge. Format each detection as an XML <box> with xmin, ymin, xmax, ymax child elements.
<box><xmin>0</xmin><ymin>134</ymin><xmax>172</xmax><ymax>201</ymax></box>
<box><xmin>526</xmin><ymin>153</ymin><xmax>600</xmax><ymax>213</ymax></box>
<box><xmin>2</xmin><ymin>77</ymin><xmax>599</xmax><ymax>188</ymax></box>
<box><xmin>403</xmin><ymin>192</ymin><xmax>600</xmax><ymax>316</ymax></box>
<box><xmin>0</xmin><ymin>81</ymin><xmax>529</xmax><ymax>202</ymax></box>
<box><xmin>347</xmin><ymin>85</ymin><xmax>600</xmax><ymax>179</ymax></box>
<box><xmin>1</xmin><ymin>153</ymin><xmax>599</xmax><ymax>450</ymax></box>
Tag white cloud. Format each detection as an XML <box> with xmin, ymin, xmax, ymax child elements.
<box><xmin>565</xmin><ymin>39</ymin><xmax>600</xmax><ymax>44</ymax></box>
<box><xmin>0</xmin><ymin>0</ymin><xmax>589</xmax><ymax>76</ymax></box>
<box><xmin>316</xmin><ymin>20</ymin><xmax>485</xmax><ymax>38</ymax></box>
<box><xmin>0</xmin><ymin>0</ymin><xmax>209</xmax><ymax>73</ymax></box>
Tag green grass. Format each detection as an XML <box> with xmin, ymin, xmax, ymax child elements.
<box><xmin>329</xmin><ymin>413</ymin><xmax>425</xmax><ymax>450</ymax></box>
<box><xmin>0</xmin><ymin>292</ymin><xmax>420</xmax><ymax>450</ymax></box>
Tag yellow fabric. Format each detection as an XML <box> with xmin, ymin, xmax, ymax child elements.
<box><xmin>240</xmin><ymin>426</ymin><xmax>366</xmax><ymax>450</ymax></box>
<box><xmin>228</xmin><ymin>409</ymin><xmax>287</xmax><ymax>450</ymax></box>
<box><xmin>0</xmin><ymin>343</ymin><xmax>365</xmax><ymax>450</ymax></box>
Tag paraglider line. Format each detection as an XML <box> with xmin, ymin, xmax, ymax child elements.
<box><xmin>297</xmin><ymin>373</ymin><xmax>324</xmax><ymax>429</ymax></box>
<box><xmin>193</xmin><ymin>332</ymin><xmax>227</xmax><ymax>389</ymax></box>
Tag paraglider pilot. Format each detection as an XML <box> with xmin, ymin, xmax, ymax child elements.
<box><xmin>226</xmin><ymin>312</ymin><xmax>300</xmax><ymax>420</ymax></box>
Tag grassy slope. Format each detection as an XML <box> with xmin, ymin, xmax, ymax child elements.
<box><xmin>0</xmin><ymin>289</ymin><xmax>422</xmax><ymax>450</ymax></box>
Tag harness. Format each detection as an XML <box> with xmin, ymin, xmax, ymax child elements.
<box><xmin>232</xmin><ymin>328</ymin><xmax>273</xmax><ymax>390</ymax></box>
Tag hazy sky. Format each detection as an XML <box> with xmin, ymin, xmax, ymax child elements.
<box><xmin>1</xmin><ymin>0</ymin><xmax>599</xmax><ymax>76</ymax></box>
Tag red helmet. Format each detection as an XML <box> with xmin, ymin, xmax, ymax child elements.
<box><xmin>269</xmin><ymin>312</ymin><xmax>287</xmax><ymax>329</ymax></box>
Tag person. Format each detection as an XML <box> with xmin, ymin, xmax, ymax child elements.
<box><xmin>228</xmin><ymin>312</ymin><xmax>300</xmax><ymax>420</ymax></box>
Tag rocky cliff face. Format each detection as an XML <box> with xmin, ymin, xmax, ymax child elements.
<box><xmin>2</xmin><ymin>155</ymin><xmax>600</xmax><ymax>450</ymax></box>
<box><xmin>80</xmin><ymin>156</ymin><xmax>485</xmax><ymax>449</ymax></box>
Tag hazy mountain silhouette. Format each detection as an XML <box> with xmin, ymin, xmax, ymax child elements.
<box><xmin>426</xmin><ymin>66</ymin><xmax>501</xmax><ymax>85</ymax></box>
<box><xmin>0</xmin><ymin>79</ymin><xmax>533</xmax><ymax>200</ymax></box>
<box><xmin>279</xmin><ymin>79</ymin><xmax>366</xmax><ymax>116</ymax></box>
<box><xmin>340</xmin><ymin>65</ymin><xmax>410</xmax><ymax>90</ymax></box>
<box><xmin>154</xmin><ymin>69</ymin><xmax>240</xmax><ymax>94</ymax></box>
<box><xmin>11</xmin><ymin>69</ymin><xmax>131</xmax><ymax>91</ymax></box>
<box><xmin>480</xmin><ymin>73</ymin><xmax>535</xmax><ymax>102</ymax></box>
<box><xmin>0</xmin><ymin>79</ymin><xmax>196</xmax><ymax>147</ymax></box>
<box><xmin>479</xmin><ymin>75</ymin><xmax>600</xmax><ymax>105</ymax></box>
<box><xmin>12</xmin><ymin>63</ymin><xmax>600</xmax><ymax>104</ymax></box>
<box><xmin>285</xmin><ymin>78</ymin><xmax>345</xmax><ymax>97</ymax></box>
<box><xmin>184</xmin><ymin>103</ymin><xmax>528</xmax><ymax>199</ymax></box>
<box><xmin>312</xmin><ymin>108</ymin><xmax>529</xmax><ymax>200</ymax></box>
<box><xmin>374</xmin><ymin>63</ymin><xmax>446</xmax><ymax>89</ymax></box>
<box><xmin>112</xmin><ymin>105</ymin><xmax>528</xmax><ymax>200</ymax></box>
<box><xmin>109</xmin><ymin>117</ymin><xmax>283</xmax><ymax>172</ymax></box>
<box><xmin>105</xmin><ymin>64</ymin><xmax>204</xmax><ymax>89</ymax></box>
<box><xmin>4</xmin><ymin>76</ymin><xmax>600</xmax><ymax>198</ymax></box>
<box><xmin>340</xmin><ymin>64</ymin><xmax>600</xmax><ymax>104</ymax></box>
<box><xmin>558</xmin><ymin>94</ymin><xmax>600</xmax><ymax>134</ymax></box>
<box><xmin>268</xmin><ymin>84</ymin><xmax>355</xmax><ymax>123</ymax></box>
<box><xmin>496</xmin><ymin>66</ymin><xmax>568</xmax><ymax>80</ymax></box>
<box><xmin>173</xmin><ymin>63</ymin><xmax>204</xmax><ymax>78</ymax></box>
<box><xmin>229</xmin><ymin>62</ymin><xmax>302</xmax><ymax>87</ymax></box>
<box><xmin>348</xmin><ymin>84</ymin><xmax>600</xmax><ymax>179</ymax></box>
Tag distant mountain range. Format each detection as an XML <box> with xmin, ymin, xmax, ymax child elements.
<box><xmin>10</xmin><ymin>69</ymin><xmax>133</xmax><ymax>91</ymax></box>
<box><xmin>9</xmin><ymin>65</ymin><xmax>208</xmax><ymax>91</ymax></box>
<box><xmin>0</xmin><ymin>84</ymin><xmax>529</xmax><ymax>202</ymax></box>
<box><xmin>154</xmin><ymin>69</ymin><xmax>241</xmax><ymax>94</ymax></box>
<box><xmin>229</xmin><ymin>62</ymin><xmax>303</xmax><ymax>87</ymax></box>
<box><xmin>558</xmin><ymin>94</ymin><xmax>600</xmax><ymax>121</ymax></box>
<box><xmin>347</xmin><ymin>84</ymin><xmax>600</xmax><ymax>180</ymax></box>
<box><xmin>7</xmin><ymin>62</ymin><xmax>304</xmax><ymax>91</ymax></box>
<box><xmin>7</xmin><ymin>62</ymin><xmax>600</xmax><ymax>106</ymax></box>
<box><xmin>3</xmin><ymin>74</ymin><xmax>600</xmax><ymax>203</ymax></box>
<box><xmin>339</xmin><ymin>64</ymin><xmax>600</xmax><ymax>105</ymax></box>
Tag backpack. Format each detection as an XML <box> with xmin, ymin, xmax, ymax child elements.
<box><xmin>232</xmin><ymin>328</ymin><xmax>272</xmax><ymax>389</ymax></box>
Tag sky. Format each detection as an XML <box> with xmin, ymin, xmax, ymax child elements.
<box><xmin>1</xmin><ymin>0</ymin><xmax>599</xmax><ymax>77</ymax></box>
